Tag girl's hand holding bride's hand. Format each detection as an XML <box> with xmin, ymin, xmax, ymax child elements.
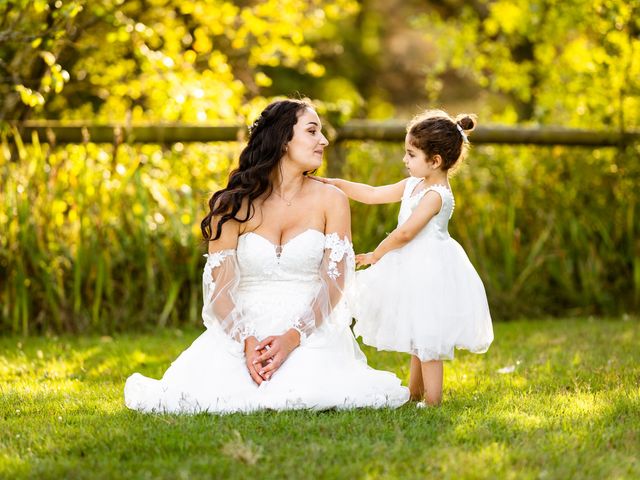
<box><xmin>355</xmin><ymin>252</ymin><xmax>378</xmax><ymax>267</ymax></box>
<box><xmin>253</xmin><ymin>329</ymin><xmax>301</xmax><ymax>380</ymax></box>
<box><xmin>244</xmin><ymin>336</ymin><xmax>266</xmax><ymax>385</ymax></box>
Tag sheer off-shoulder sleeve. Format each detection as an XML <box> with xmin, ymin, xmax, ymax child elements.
<box><xmin>202</xmin><ymin>250</ymin><xmax>255</xmax><ymax>345</ymax></box>
<box><xmin>290</xmin><ymin>232</ymin><xmax>355</xmax><ymax>341</ymax></box>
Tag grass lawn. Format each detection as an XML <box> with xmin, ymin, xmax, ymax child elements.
<box><xmin>1</xmin><ymin>318</ymin><xmax>639</xmax><ymax>479</ymax></box>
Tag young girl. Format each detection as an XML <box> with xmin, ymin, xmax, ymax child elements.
<box><xmin>318</xmin><ymin>109</ymin><xmax>493</xmax><ymax>406</ymax></box>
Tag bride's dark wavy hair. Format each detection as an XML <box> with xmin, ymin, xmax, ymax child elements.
<box><xmin>201</xmin><ymin>99</ymin><xmax>311</xmax><ymax>241</ymax></box>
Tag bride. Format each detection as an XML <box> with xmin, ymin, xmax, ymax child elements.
<box><xmin>124</xmin><ymin>99</ymin><xmax>409</xmax><ymax>413</ymax></box>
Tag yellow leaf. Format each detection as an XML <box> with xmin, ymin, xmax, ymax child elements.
<box><xmin>40</xmin><ymin>51</ymin><xmax>56</xmax><ymax>66</ymax></box>
<box><xmin>184</xmin><ymin>50</ymin><xmax>197</xmax><ymax>64</ymax></box>
<box><xmin>255</xmin><ymin>72</ymin><xmax>272</xmax><ymax>87</ymax></box>
<box><xmin>306</xmin><ymin>62</ymin><xmax>325</xmax><ymax>77</ymax></box>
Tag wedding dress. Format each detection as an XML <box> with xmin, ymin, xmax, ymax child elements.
<box><xmin>124</xmin><ymin>229</ymin><xmax>409</xmax><ymax>413</ymax></box>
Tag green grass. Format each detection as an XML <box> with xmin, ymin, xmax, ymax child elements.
<box><xmin>1</xmin><ymin>318</ymin><xmax>639</xmax><ymax>479</ymax></box>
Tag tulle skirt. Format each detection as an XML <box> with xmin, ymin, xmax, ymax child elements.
<box><xmin>352</xmin><ymin>236</ymin><xmax>493</xmax><ymax>361</ymax></box>
<box><xmin>124</xmin><ymin>323</ymin><xmax>409</xmax><ymax>414</ymax></box>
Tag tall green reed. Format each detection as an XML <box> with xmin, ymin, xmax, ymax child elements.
<box><xmin>1</xmin><ymin>131</ymin><xmax>238</xmax><ymax>334</ymax></box>
<box><xmin>0</xmin><ymin>133</ymin><xmax>638</xmax><ymax>334</ymax></box>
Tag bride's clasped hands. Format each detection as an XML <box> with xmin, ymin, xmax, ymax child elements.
<box><xmin>243</xmin><ymin>336</ymin><xmax>267</xmax><ymax>385</ymax></box>
<box><xmin>244</xmin><ymin>330</ymin><xmax>301</xmax><ymax>384</ymax></box>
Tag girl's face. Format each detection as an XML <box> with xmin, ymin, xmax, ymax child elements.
<box><xmin>403</xmin><ymin>134</ymin><xmax>431</xmax><ymax>177</ymax></box>
<box><xmin>284</xmin><ymin>108</ymin><xmax>329</xmax><ymax>171</ymax></box>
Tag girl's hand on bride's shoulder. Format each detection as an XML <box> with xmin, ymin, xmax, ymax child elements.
<box><xmin>243</xmin><ymin>336</ymin><xmax>266</xmax><ymax>385</ymax></box>
<box><xmin>309</xmin><ymin>175</ymin><xmax>334</xmax><ymax>185</ymax></box>
<box><xmin>253</xmin><ymin>329</ymin><xmax>301</xmax><ymax>381</ymax></box>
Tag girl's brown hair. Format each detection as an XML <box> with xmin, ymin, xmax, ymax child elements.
<box><xmin>407</xmin><ymin>109</ymin><xmax>477</xmax><ymax>171</ymax></box>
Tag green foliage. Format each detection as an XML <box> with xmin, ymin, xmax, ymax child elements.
<box><xmin>0</xmin><ymin>0</ymin><xmax>360</xmax><ymax>122</ymax></box>
<box><xmin>420</xmin><ymin>0</ymin><xmax>640</xmax><ymax>127</ymax></box>
<box><xmin>0</xmin><ymin>132</ymin><xmax>239</xmax><ymax>334</ymax></box>
<box><xmin>2</xmin><ymin>134</ymin><xmax>638</xmax><ymax>334</ymax></box>
<box><xmin>0</xmin><ymin>0</ymin><xmax>80</xmax><ymax>119</ymax></box>
<box><xmin>2</xmin><ymin>1</ymin><xmax>639</xmax><ymax>124</ymax></box>
<box><xmin>1</xmin><ymin>318</ymin><xmax>639</xmax><ymax>478</ymax></box>
<box><xmin>2</xmin><ymin>1</ymin><xmax>639</xmax><ymax>332</ymax></box>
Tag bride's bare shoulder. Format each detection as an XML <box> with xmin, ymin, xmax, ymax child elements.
<box><xmin>307</xmin><ymin>177</ymin><xmax>348</xmax><ymax>207</ymax></box>
<box><xmin>307</xmin><ymin>179</ymin><xmax>350</xmax><ymax>231</ymax></box>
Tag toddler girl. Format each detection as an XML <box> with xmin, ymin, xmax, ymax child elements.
<box><xmin>319</xmin><ymin>109</ymin><xmax>493</xmax><ymax>406</ymax></box>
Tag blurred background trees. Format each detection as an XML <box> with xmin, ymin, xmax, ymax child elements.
<box><xmin>1</xmin><ymin>0</ymin><xmax>639</xmax><ymax>333</ymax></box>
<box><xmin>2</xmin><ymin>0</ymin><xmax>638</xmax><ymax>125</ymax></box>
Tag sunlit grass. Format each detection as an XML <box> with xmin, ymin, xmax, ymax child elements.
<box><xmin>1</xmin><ymin>318</ymin><xmax>638</xmax><ymax>479</ymax></box>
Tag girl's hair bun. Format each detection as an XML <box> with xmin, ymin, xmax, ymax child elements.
<box><xmin>456</xmin><ymin>114</ymin><xmax>477</xmax><ymax>132</ymax></box>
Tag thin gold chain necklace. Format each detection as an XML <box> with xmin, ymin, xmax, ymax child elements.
<box><xmin>274</xmin><ymin>179</ymin><xmax>304</xmax><ymax>206</ymax></box>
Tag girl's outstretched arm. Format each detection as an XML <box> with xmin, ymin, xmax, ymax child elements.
<box><xmin>312</xmin><ymin>177</ymin><xmax>407</xmax><ymax>205</ymax></box>
<box><xmin>356</xmin><ymin>190</ymin><xmax>442</xmax><ymax>266</ymax></box>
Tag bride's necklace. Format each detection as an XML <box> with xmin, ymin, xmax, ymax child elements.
<box><xmin>274</xmin><ymin>180</ymin><xmax>304</xmax><ymax>206</ymax></box>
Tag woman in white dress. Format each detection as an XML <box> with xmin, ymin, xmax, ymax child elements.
<box><xmin>124</xmin><ymin>99</ymin><xmax>409</xmax><ymax>413</ymax></box>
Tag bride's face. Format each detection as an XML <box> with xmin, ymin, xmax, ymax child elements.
<box><xmin>283</xmin><ymin>108</ymin><xmax>329</xmax><ymax>171</ymax></box>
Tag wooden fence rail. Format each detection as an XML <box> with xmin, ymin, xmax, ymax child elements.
<box><xmin>6</xmin><ymin>121</ymin><xmax>640</xmax><ymax>146</ymax></box>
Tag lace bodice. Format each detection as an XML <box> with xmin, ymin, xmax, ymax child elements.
<box><xmin>398</xmin><ymin>177</ymin><xmax>455</xmax><ymax>240</ymax></box>
<box><xmin>237</xmin><ymin>229</ymin><xmax>325</xmax><ymax>287</ymax></box>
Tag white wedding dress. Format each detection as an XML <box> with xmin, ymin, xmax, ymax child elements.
<box><xmin>124</xmin><ymin>229</ymin><xmax>409</xmax><ymax>413</ymax></box>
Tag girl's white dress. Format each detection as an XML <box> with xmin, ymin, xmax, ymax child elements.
<box><xmin>353</xmin><ymin>177</ymin><xmax>493</xmax><ymax>361</ymax></box>
<box><xmin>124</xmin><ymin>229</ymin><xmax>409</xmax><ymax>414</ymax></box>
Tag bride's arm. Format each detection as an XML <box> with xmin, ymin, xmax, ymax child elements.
<box><xmin>204</xmin><ymin>214</ymin><xmax>239</xmax><ymax>327</ymax></box>
<box><xmin>315</xmin><ymin>185</ymin><xmax>352</xmax><ymax>307</ymax></box>
<box><xmin>204</xmin><ymin>213</ymin><xmax>264</xmax><ymax>385</ymax></box>
<box><xmin>294</xmin><ymin>186</ymin><xmax>352</xmax><ymax>334</ymax></box>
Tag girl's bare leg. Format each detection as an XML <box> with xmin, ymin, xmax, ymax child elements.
<box><xmin>409</xmin><ymin>355</ymin><xmax>424</xmax><ymax>401</ymax></box>
<box><xmin>421</xmin><ymin>360</ymin><xmax>443</xmax><ymax>406</ymax></box>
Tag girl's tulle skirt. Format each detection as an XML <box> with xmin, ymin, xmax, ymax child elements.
<box><xmin>352</xmin><ymin>236</ymin><xmax>493</xmax><ymax>361</ymax></box>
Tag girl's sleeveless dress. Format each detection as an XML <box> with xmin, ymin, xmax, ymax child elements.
<box><xmin>352</xmin><ymin>177</ymin><xmax>494</xmax><ymax>361</ymax></box>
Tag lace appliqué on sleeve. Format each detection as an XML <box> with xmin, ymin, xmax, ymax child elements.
<box><xmin>289</xmin><ymin>233</ymin><xmax>355</xmax><ymax>342</ymax></box>
<box><xmin>324</xmin><ymin>233</ymin><xmax>352</xmax><ymax>280</ymax></box>
<box><xmin>203</xmin><ymin>250</ymin><xmax>235</xmax><ymax>286</ymax></box>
